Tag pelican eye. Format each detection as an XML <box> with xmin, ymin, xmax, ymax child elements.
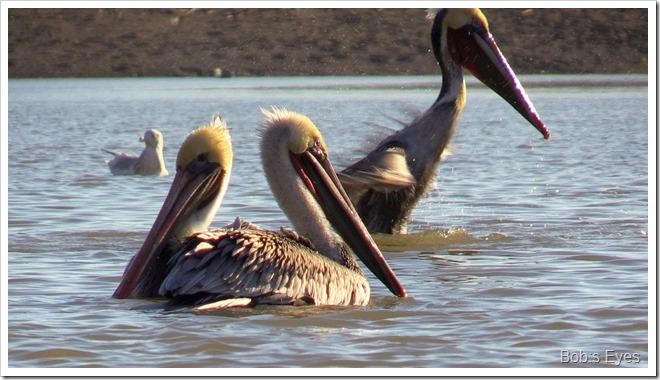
<box><xmin>197</xmin><ymin>153</ymin><xmax>208</xmax><ymax>162</ymax></box>
<box><xmin>309</xmin><ymin>141</ymin><xmax>327</xmax><ymax>161</ymax></box>
<box><xmin>470</xmin><ymin>18</ymin><xmax>487</xmax><ymax>34</ymax></box>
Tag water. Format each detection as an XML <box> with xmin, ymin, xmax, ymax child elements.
<box><xmin>5</xmin><ymin>75</ymin><xmax>651</xmax><ymax>373</ymax></box>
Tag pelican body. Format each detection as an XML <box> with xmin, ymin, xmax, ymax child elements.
<box><xmin>113</xmin><ymin>111</ymin><xmax>406</xmax><ymax>310</ymax></box>
<box><xmin>340</xmin><ymin>8</ymin><xmax>550</xmax><ymax>234</ymax></box>
<box><xmin>103</xmin><ymin>129</ymin><xmax>168</xmax><ymax>176</ymax></box>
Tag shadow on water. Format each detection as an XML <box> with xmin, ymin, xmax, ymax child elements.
<box><xmin>128</xmin><ymin>294</ymin><xmax>415</xmax><ymax>321</ymax></box>
<box><xmin>372</xmin><ymin>227</ymin><xmax>513</xmax><ymax>253</ymax></box>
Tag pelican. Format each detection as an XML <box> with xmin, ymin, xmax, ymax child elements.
<box><xmin>113</xmin><ymin>110</ymin><xmax>406</xmax><ymax>310</ymax></box>
<box><xmin>339</xmin><ymin>8</ymin><xmax>551</xmax><ymax>234</ymax></box>
<box><xmin>102</xmin><ymin>129</ymin><xmax>168</xmax><ymax>176</ymax></box>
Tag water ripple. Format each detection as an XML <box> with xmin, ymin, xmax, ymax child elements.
<box><xmin>7</xmin><ymin>77</ymin><xmax>649</xmax><ymax>371</ymax></box>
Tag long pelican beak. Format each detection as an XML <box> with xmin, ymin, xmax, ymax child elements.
<box><xmin>449</xmin><ymin>25</ymin><xmax>551</xmax><ymax>140</ymax></box>
<box><xmin>290</xmin><ymin>148</ymin><xmax>407</xmax><ymax>298</ymax></box>
<box><xmin>113</xmin><ymin>161</ymin><xmax>227</xmax><ymax>299</ymax></box>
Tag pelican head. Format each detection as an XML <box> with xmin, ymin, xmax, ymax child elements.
<box><xmin>113</xmin><ymin>115</ymin><xmax>232</xmax><ymax>299</ymax></box>
<box><xmin>140</xmin><ymin>129</ymin><xmax>165</xmax><ymax>148</ymax></box>
<box><xmin>430</xmin><ymin>8</ymin><xmax>550</xmax><ymax>139</ymax></box>
<box><xmin>260</xmin><ymin>108</ymin><xmax>406</xmax><ymax>297</ymax></box>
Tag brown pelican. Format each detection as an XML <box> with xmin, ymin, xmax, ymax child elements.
<box><xmin>102</xmin><ymin>129</ymin><xmax>168</xmax><ymax>176</ymax></box>
<box><xmin>113</xmin><ymin>110</ymin><xmax>406</xmax><ymax>310</ymax></box>
<box><xmin>339</xmin><ymin>8</ymin><xmax>551</xmax><ymax>234</ymax></box>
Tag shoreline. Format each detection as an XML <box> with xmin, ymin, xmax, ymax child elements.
<box><xmin>8</xmin><ymin>73</ymin><xmax>649</xmax><ymax>89</ymax></box>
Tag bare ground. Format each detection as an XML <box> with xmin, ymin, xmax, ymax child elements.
<box><xmin>7</xmin><ymin>8</ymin><xmax>649</xmax><ymax>78</ymax></box>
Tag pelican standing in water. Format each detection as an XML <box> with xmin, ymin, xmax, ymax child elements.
<box><xmin>113</xmin><ymin>110</ymin><xmax>406</xmax><ymax>310</ymax></box>
<box><xmin>102</xmin><ymin>129</ymin><xmax>168</xmax><ymax>176</ymax></box>
<box><xmin>339</xmin><ymin>8</ymin><xmax>551</xmax><ymax>234</ymax></box>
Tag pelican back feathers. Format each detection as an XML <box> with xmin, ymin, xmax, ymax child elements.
<box><xmin>160</xmin><ymin>227</ymin><xmax>370</xmax><ymax>307</ymax></box>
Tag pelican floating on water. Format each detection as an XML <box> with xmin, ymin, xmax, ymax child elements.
<box><xmin>113</xmin><ymin>110</ymin><xmax>406</xmax><ymax>310</ymax></box>
<box><xmin>102</xmin><ymin>129</ymin><xmax>168</xmax><ymax>176</ymax></box>
<box><xmin>339</xmin><ymin>8</ymin><xmax>551</xmax><ymax>234</ymax></box>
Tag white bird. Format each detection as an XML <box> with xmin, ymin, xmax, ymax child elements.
<box><xmin>102</xmin><ymin>129</ymin><xmax>168</xmax><ymax>176</ymax></box>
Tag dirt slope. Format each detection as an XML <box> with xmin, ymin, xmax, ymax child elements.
<box><xmin>7</xmin><ymin>8</ymin><xmax>649</xmax><ymax>78</ymax></box>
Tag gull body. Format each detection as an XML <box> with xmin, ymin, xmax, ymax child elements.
<box><xmin>103</xmin><ymin>129</ymin><xmax>168</xmax><ymax>176</ymax></box>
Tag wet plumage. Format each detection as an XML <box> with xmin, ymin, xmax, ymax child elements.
<box><xmin>340</xmin><ymin>8</ymin><xmax>550</xmax><ymax>234</ymax></box>
<box><xmin>113</xmin><ymin>110</ymin><xmax>406</xmax><ymax>310</ymax></box>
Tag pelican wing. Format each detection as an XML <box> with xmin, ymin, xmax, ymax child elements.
<box><xmin>159</xmin><ymin>228</ymin><xmax>370</xmax><ymax>307</ymax></box>
<box><xmin>339</xmin><ymin>146</ymin><xmax>416</xmax><ymax>204</ymax></box>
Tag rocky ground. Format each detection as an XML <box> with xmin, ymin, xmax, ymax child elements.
<box><xmin>7</xmin><ymin>8</ymin><xmax>649</xmax><ymax>78</ymax></box>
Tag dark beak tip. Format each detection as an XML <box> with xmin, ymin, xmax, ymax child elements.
<box><xmin>532</xmin><ymin>119</ymin><xmax>551</xmax><ymax>140</ymax></box>
<box><xmin>112</xmin><ymin>289</ymin><xmax>125</xmax><ymax>299</ymax></box>
<box><xmin>386</xmin><ymin>278</ymin><xmax>407</xmax><ymax>298</ymax></box>
<box><xmin>539</xmin><ymin>126</ymin><xmax>551</xmax><ymax>140</ymax></box>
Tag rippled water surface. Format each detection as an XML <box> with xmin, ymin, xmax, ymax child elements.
<box><xmin>5</xmin><ymin>75</ymin><xmax>651</xmax><ymax>373</ymax></box>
